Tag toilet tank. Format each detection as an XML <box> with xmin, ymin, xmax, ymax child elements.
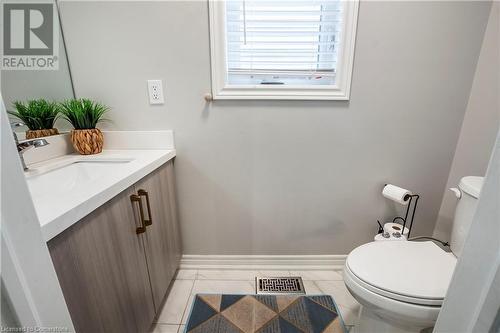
<box><xmin>450</xmin><ymin>176</ymin><xmax>483</xmax><ymax>257</ymax></box>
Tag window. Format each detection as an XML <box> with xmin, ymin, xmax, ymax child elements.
<box><xmin>208</xmin><ymin>0</ymin><xmax>359</xmax><ymax>100</ymax></box>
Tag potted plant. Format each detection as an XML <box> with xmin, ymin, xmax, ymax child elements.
<box><xmin>59</xmin><ymin>98</ymin><xmax>109</xmax><ymax>155</ymax></box>
<box><xmin>8</xmin><ymin>99</ymin><xmax>60</xmax><ymax>139</ymax></box>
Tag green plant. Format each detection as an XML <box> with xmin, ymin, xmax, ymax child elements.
<box><xmin>59</xmin><ymin>98</ymin><xmax>109</xmax><ymax>130</ymax></box>
<box><xmin>8</xmin><ymin>99</ymin><xmax>59</xmax><ymax>130</ymax></box>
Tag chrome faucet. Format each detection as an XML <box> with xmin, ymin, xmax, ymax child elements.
<box><xmin>11</xmin><ymin>122</ymin><xmax>50</xmax><ymax>170</ymax></box>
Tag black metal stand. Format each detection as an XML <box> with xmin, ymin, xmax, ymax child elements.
<box><xmin>392</xmin><ymin>194</ymin><xmax>420</xmax><ymax>238</ymax></box>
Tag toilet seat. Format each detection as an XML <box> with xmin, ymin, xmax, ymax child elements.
<box><xmin>344</xmin><ymin>266</ymin><xmax>442</xmax><ymax>330</ymax></box>
<box><xmin>346</xmin><ymin>241</ymin><xmax>457</xmax><ymax>306</ymax></box>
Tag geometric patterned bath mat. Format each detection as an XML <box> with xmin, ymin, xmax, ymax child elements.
<box><xmin>184</xmin><ymin>294</ymin><xmax>346</xmax><ymax>333</ymax></box>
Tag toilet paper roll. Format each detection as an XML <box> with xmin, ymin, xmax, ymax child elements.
<box><xmin>384</xmin><ymin>222</ymin><xmax>409</xmax><ymax>236</ymax></box>
<box><xmin>382</xmin><ymin>184</ymin><xmax>412</xmax><ymax>205</ymax></box>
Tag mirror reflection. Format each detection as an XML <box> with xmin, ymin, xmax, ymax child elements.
<box><xmin>1</xmin><ymin>0</ymin><xmax>75</xmax><ymax>139</ymax></box>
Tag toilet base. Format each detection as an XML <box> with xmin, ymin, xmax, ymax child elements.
<box><xmin>353</xmin><ymin>305</ymin><xmax>433</xmax><ymax>333</ymax></box>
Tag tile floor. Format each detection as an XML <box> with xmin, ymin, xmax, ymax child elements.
<box><xmin>152</xmin><ymin>269</ymin><xmax>360</xmax><ymax>333</ymax></box>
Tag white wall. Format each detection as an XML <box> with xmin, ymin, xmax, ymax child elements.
<box><xmin>58</xmin><ymin>0</ymin><xmax>490</xmax><ymax>255</ymax></box>
<box><xmin>434</xmin><ymin>2</ymin><xmax>500</xmax><ymax>242</ymax></box>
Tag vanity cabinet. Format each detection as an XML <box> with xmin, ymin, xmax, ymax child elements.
<box><xmin>48</xmin><ymin>160</ymin><xmax>181</xmax><ymax>333</ymax></box>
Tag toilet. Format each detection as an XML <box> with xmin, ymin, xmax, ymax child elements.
<box><xmin>343</xmin><ymin>176</ymin><xmax>483</xmax><ymax>333</ymax></box>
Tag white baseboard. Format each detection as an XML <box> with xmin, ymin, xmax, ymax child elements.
<box><xmin>180</xmin><ymin>255</ymin><xmax>347</xmax><ymax>271</ymax></box>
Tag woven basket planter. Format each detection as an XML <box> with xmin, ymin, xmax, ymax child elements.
<box><xmin>71</xmin><ymin>128</ymin><xmax>104</xmax><ymax>155</ymax></box>
<box><xmin>26</xmin><ymin>128</ymin><xmax>59</xmax><ymax>139</ymax></box>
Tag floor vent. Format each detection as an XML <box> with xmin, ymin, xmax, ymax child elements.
<box><xmin>255</xmin><ymin>277</ymin><xmax>305</xmax><ymax>295</ymax></box>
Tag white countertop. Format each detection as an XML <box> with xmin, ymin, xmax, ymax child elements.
<box><xmin>26</xmin><ymin>149</ymin><xmax>176</xmax><ymax>241</ymax></box>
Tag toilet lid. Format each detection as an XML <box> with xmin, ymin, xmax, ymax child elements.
<box><xmin>346</xmin><ymin>241</ymin><xmax>456</xmax><ymax>301</ymax></box>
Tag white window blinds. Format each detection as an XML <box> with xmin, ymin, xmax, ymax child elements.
<box><xmin>225</xmin><ymin>0</ymin><xmax>343</xmax><ymax>86</ymax></box>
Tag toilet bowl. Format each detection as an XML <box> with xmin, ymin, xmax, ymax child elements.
<box><xmin>344</xmin><ymin>176</ymin><xmax>483</xmax><ymax>333</ymax></box>
<box><xmin>344</xmin><ymin>241</ymin><xmax>456</xmax><ymax>332</ymax></box>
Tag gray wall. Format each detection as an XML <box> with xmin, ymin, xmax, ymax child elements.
<box><xmin>434</xmin><ymin>2</ymin><xmax>500</xmax><ymax>242</ymax></box>
<box><xmin>58</xmin><ymin>0</ymin><xmax>490</xmax><ymax>255</ymax></box>
<box><xmin>1</xmin><ymin>280</ymin><xmax>20</xmax><ymax>328</ymax></box>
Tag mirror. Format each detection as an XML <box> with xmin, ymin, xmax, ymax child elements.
<box><xmin>1</xmin><ymin>0</ymin><xmax>75</xmax><ymax>139</ymax></box>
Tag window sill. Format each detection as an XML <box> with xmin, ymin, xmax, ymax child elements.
<box><xmin>212</xmin><ymin>86</ymin><xmax>351</xmax><ymax>101</ymax></box>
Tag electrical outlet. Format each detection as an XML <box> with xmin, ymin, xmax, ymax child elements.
<box><xmin>147</xmin><ymin>80</ymin><xmax>165</xmax><ymax>105</ymax></box>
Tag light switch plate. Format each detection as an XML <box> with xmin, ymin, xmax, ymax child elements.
<box><xmin>147</xmin><ymin>79</ymin><xmax>165</xmax><ymax>104</ymax></box>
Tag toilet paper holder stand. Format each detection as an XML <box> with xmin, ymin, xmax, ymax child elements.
<box><xmin>378</xmin><ymin>192</ymin><xmax>420</xmax><ymax>238</ymax></box>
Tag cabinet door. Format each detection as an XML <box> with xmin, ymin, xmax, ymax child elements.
<box><xmin>48</xmin><ymin>186</ymin><xmax>155</xmax><ymax>333</ymax></box>
<box><xmin>134</xmin><ymin>161</ymin><xmax>179</xmax><ymax>310</ymax></box>
<box><xmin>164</xmin><ymin>161</ymin><xmax>182</xmax><ymax>269</ymax></box>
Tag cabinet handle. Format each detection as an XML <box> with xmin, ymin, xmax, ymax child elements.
<box><xmin>138</xmin><ymin>189</ymin><xmax>153</xmax><ymax>226</ymax></box>
<box><xmin>130</xmin><ymin>194</ymin><xmax>146</xmax><ymax>234</ymax></box>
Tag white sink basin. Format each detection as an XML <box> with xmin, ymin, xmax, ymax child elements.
<box><xmin>27</xmin><ymin>159</ymin><xmax>133</xmax><ymax>199</ymax></box>
<box><xmin>24</xmin><ymin>149</ymin><xmax>176</xmax><ymax>241</ymax></box>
